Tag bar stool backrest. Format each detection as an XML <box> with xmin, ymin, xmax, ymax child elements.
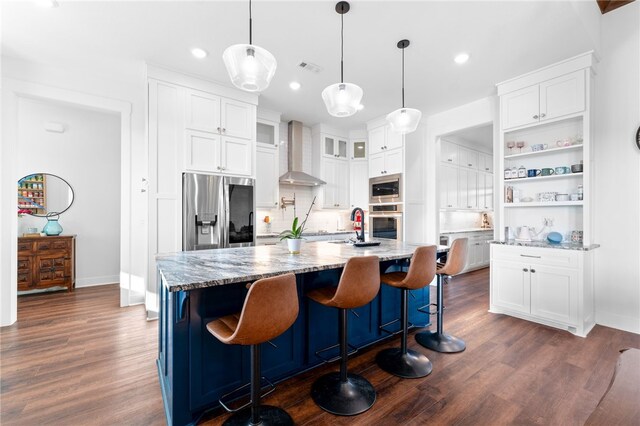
<box><xmin>439</xmin><ymin>238</ymin><xmax>468</xmax><ymax>276</ymax></box>
<box><xmin>229</xmin><ymin>273</ymin><xmax>299</xmax><ymax>345</ymax></box>
<box><xmin>331</xmin><ymin>256</ymin><xmax>381</xmax><ymax>309</ymax></box>
<box><xmin>402</xmin><ymin>245</ymin><xmax>437</xmax><ymax>289</ymax></box>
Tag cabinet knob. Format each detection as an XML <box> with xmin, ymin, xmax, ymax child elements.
<box><xmin>530</xmin><ymin>269</ymin><xmax>536</xmax><ymax>273</ymax></box>
<box><xmin>523</xmin><ymin>268</ymin><xmax>529</xmax><ymax>272</ymax></box>
<box><xmin>540</xmin><ymin>113</ymin><xmax>546</xmax><ymax>118</ymax></box>
<box><xmin>217</xmin><ymin>127</ymin><xmax>221</xmax><ymax>132</ymax></box>
<box><xmin>485</xmin><ymin>167</ymin><xmax>489</xmax><ymax>171</ymax></box>
<box><xmin>533</xmin><ymin>114</ymin><xmax>539</xmax><ymax>119</ymax></box>
<box><xmin>275</xmin><ymin>202</ymin><xmax>278</xmax><ymax>205</ymax></box>
<box><xmin>222</xmin><ymin>128</ymin><xmax>226</xmax><ymax>133</ymax></box>
<box><xmin>448</xmin><ymin>204</ymin><xmax>452</xmax><ymax>207</ymax></box>
<box><xmin>468</xmin><ymin>163</ymin><xmax>472</xmax><ymax>167</ymax></box>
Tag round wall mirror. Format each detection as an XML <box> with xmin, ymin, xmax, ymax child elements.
<box><xmin>17</xmin><ymin>173</ymin><xmax>74</xmax><ymax>217</ymax></box>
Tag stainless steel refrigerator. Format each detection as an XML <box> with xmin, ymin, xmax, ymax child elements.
<box><xmin>182</xmin><ymin>173</ymin><xmax>255</xmax><ymax>251</ymax></box>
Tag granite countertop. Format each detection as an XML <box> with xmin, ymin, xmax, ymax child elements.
<box><xmin>490</xmin><ymin>240</ymin><xmax>600</xmax><ymax>251</ymax></box>
<box><xmin>440</xmin><ymin>228</ymin><xmax>494</xmax><ymax>234</ymax></box>
<box><xmin>257</xmin><ymin>230</ymin><xmax>356</xmax><ymax>238</ymax></box>
<box><xmin>157</xmin><ymin>240</ymin><xmax>449</xmax><ymax>292</ymax></box>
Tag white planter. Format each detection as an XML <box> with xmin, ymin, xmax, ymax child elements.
<box><xmin>287</xmin><ymin>238</ymin><xmax>303</xmax><ymax>254</ymax></box>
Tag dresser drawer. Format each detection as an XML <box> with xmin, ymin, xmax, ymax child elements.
<box><xmin>18</xmin><ymin>272</ymin><xmax>33</xmax><ymax>291</ymax></box>
<box><xmin>37</xmin><ymin>256</ymin><xmax>66</xmax><ymax>270</ymax></box>
<box><xmin>36</xmin><ymin>239</ymin><xmax>70</xmax><ymax>252</ymax></box>
<box><xmin>17</xmin><ymin>257</ymin><xmax>31</xmax><ymax>272</ymax></box>
<box><xmin>18</xmin><ymin>241</ymin><xmax>33</xmax><ymax>253</ymax></box>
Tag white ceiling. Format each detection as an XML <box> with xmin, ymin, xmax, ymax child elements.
<box><xmin>1</xmin><ymin>1</ymin><xmax>597</xmax><ymax>130</ymax></box>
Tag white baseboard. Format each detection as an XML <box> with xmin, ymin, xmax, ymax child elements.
<box><xmin>596</xmin><ymin>311</ymin><xmax>640</xmax><ymax>335</ymax></box>
<box><xmin>75</xmin><ymin>275</ymin><xmax>120</xmax><ymax>288</ymax></box>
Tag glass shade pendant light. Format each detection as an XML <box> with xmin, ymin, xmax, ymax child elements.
<box><xmin>322</xmin><ymin>1</ymin><xmax>363</xmax><ymax>117</ymax></box>
<box><xmin>386</xmin><ymin>39</ymin><xmax>422</xmax><ymax>134</ymax></box>
<box><xmin>223</xmin><ymin>0</ymin><xmax>277</xmax><ymax>92</ymax></box>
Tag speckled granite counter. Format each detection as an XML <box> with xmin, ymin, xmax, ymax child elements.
<box><xmin>257</xmin><ymin>230</ymin><xmax>355</xmax><ymax>238</ymax></box>
<box><xmin>157</xmin><ymin>240</ymin><xmax>449</xmax><ymax>292</ymax></box>
<box><xmin>490</xmin><ymin>240</ymin><xmax>600</xmax><ymax>251</ymax></box>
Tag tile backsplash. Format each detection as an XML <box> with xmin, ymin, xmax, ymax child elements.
<box><xmin>440</xmin><ymin>210</ymin><xmax>493</xmax><ymax>231</ymax></box>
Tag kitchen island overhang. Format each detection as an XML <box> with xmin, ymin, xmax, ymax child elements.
<box><xmin>156</xmin><ymin>240</ymin><xmax>448</xmax><ymax>426</ymax></box>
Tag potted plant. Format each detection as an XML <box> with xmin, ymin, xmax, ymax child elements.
<box><xmin>279</xmin><ymin>196</ymin><xmax>316</xmax><ymax>254</ymax></box>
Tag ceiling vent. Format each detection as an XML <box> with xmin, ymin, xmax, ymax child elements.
<box><xmin>297</xmin><ymin>61</ymin><xmax>323</xmax><ymax>73</ymax></box>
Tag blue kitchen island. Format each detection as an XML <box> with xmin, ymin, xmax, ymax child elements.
<box><xmin>156</xmin><ymin>240</ymin><xmax>448</xmax><ymax>425</ymax></box>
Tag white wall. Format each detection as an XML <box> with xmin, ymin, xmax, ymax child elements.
<box><xmin>1</xmin><ymin>56</ymin><xmax>146</xmax><ymax>325</ymax></box>
<box><xmin>593</xmin><ymin>2</ymin><xmax>640</xmax><ymax>334</ymax></box>
<box><xmin>17</xmin><ymin>98</ymin><xmax>121</xmax><ymax>287</ymax></box>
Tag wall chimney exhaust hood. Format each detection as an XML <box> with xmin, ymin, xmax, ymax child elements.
<box><xmin>279</xmin><ymin>121</ymin><xmax>326</xmax><ymax>186</ymax></box>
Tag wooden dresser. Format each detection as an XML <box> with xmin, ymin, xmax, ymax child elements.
<box><xmin>18</xmin><ymin>235</ymin><xmax>75</xmax><ymax>293</ymax></box>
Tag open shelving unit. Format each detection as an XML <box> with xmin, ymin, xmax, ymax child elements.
<box><xmin>17</xmin><ymin>174</ymin><xmax>47</xmax><ymax>215</ymax></box>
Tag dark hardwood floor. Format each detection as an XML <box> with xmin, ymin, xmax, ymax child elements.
<box><xmin>1</xmin><ymin>269</ymin><xmax>638</xmax><ymax>425</ymax></box>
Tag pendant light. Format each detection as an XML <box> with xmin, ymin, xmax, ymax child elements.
<box><xmin>223</xmin><ymin>0</ymin><xmax>277</xmax><ymax>92</ymax></box>
<box><xmin>386</xmin><ymin>39</ymin><xmax>422</xmax><ymax>134</ymax></box>
<box><xmin>321</xmin><ymin>1</ymin><xmax>363</xmax><ymax>117</ymax></box>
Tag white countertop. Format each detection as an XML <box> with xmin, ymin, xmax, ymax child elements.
<box><xmin>440</xmin><ymin>228</ymin><xmax>494</xmax><ymax>234</ymax></box>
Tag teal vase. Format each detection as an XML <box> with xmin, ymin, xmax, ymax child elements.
<box><xmin>43</xmin><ymin>215</ymin><xmax>63</xmax><ymax>236</ymax></box>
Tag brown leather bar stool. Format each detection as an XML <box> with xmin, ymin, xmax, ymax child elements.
<box><xmin>207</xmin><ymin>273</ymin><xmax>299</xmax><ymax>426</ymax></box>
<box><xmin>306</xmin><ymin>256</ymin><xmax>380</xmax><ymax>416</ymax></box>
<box><xmin>376</xmin><ymin>245</ymin><xmax>437</xmax><ymax>378</ymax></box>
<box><xmin>416</xmin><ymin>238</ymin><xmax>468</xmax><ymax>353</ymax></box>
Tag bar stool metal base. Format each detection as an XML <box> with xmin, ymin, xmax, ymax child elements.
<box><xmin>311</xmin><ymin>372</ymin><xmax>376</xmax><ymax>416</ymax></box>
<box><xmin>376</xmin><ymin>348</ymin><xmax>433</xmax><ymax>378</ymax></box>
<box><xmin>223</xmin><ymin>405</ymin><xmax>294</xmax><ymax>426</ymax></box>
<box><xmin>415</xmin><ymin>331</ymin><xmax>466</xmax><ymax>353</ymax></box>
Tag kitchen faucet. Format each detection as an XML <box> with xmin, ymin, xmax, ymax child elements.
<box><xmin>350</xmin><ymin>207</ymin><xmax>365</xmax><ymax>242</ymax></box>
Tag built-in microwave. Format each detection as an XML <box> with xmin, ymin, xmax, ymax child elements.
<box><xmin>369</xmin><ymin>203</ymin><xmax>403</xmax><ymax>241</ymax></box>
<box><xmin>369</xmin><ymin>173</ymin><xmax>402</xmax><ymax>204</ymax></box>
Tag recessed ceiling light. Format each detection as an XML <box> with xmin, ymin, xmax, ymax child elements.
<box><xmin>289</xmin><ymin>81</ymin><xmax>301</xmax><ymax>90</ymax></box>
<box><xmin>357</xmin><ymin>104</ymin><xmax>364</xmax><ymax>111</ymax></box>
<box><xmin>454</xmin><ymin>52</ymin><xmax>470</xmax><ymax>64</ymax></box>
<box><xmin>37</xmin><ymin>0</ymin><xmax>58</xmax><ymax>8</ymax></box>
<box><xmin>191</xmin><ymin>48</ymin><xmax>208</xmax><ymax>59</ymax></box>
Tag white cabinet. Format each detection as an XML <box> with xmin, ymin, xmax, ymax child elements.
<box><xmin>478</xmin><ymin>172</ymin><xmax>493</xmax><ymax>210</ymax></box>
<box><xmin>185</xmin><ymin>130</ymin><xmax>251</xmax><ymax>176</ymax></box>
<box><xmin>349</xmin><ymin>161</ymin><xmax>368</xmax><ymax>209</ymax></box>
<box><xmin>369</xmin><ymin>150</ymin><xmax>403</xmax><ymax>178</ymax></box>
<box><xmin>350</xmin><ymin>139</ymin><xmax>367</xmax><ymax>160</ymax></box>
<box><xmin>439</xmin><ymin>164</ymin><xmax>458</xmax><ymax>209</ymax></box>
<box><xmin>185</xmin><ymin>130</ymin><xmax>221</xmax><ymax>173</ymax></box>
<box><xmin>490</xmin><ymin>244</ymin><xmax>594</xmax><ymax>337</ymax></box>
<box><xmin>479</xmin><ymin>152</ymin><xmax>493</xmax><ymax>173</ymax></box>
<box><xmin>458</xmin><ymin>168</ymin><xmax>478</xmax><ymax>209</ymax></box>
<box><xmin>322</xmin><ymin>158</ymin><xmax>349</xmax><ymax>209</ymax></box>
<box><xmin>458</xmin><ymin>146</ymin><xmax>479</xmax><ymax>170</ymax></box>
<box><xmin>256</xmin><ymin>119</ymin><xmax>279</xmax><ymax>147</ymax></box>
<box><xmin>441</xmin><ymin>140</ymin><xmax>459</xmax><ymax>165</ymax></box>
<box><xmin>500</xmin><ymin>70</ymin><xmax>585</xmax><ymax>130</ymax></box>
<box><xmin>322</xmin><ymin>135</ymin><xmax>348</xmax><ymax>160</ymax></box>
<box><xmin>369</xmin><ymin>125</ymin><xmax>403</xmax><ymax>154</ymax></box>
<box><xmin>255</xmin><ymin>146</ymin><xmax>279</xmax><ymax>208</ymax></box>
<box><xmin>186</xmin><ymin>89</ymin><xmax>254</xmax><ymax>140</ymax></box>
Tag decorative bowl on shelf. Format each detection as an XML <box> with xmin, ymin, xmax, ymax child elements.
<box><xmin>521</xmin><ymin>197</ymin><xmax>533</xmax><ymax>203</ymax></box>
<box><xmin>547</xmin><ymin>232</ymin><xmax>563</xmax><ymax>244</ymax></box>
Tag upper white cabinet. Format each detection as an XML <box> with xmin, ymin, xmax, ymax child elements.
<box><xmin>369</xmin><ymin>150</ymin><xmax>403</xmax><ymax>178</ymax></box>
<box><xmin>479</xmin><ymin>152</ymin><xmax>493</xmax><ymax>173</ymax></box>
<box><xmin>322</xmin><ymin>135</ymin><xmax>348</xmax><ymax>160</ymax></box>
<box><xmin>458</xmin><ymin>146</ymin><xmax>479</xmax><ymax>170</ymax></box>
<box><xmin>439</xmin><ymin>164</ymin><xmax>459</xmax><ymax>209</ymax></box>
<box><xmin>256</xmin><ymin>119</ymin><xmax>279</xmax><ymax>147</ymax></box>
<box><xmin>221</xmin><ymin>137</ymin><xmax>252</xmax><ymax>176</ymax></box>
<box><xmin>185</xmin><ymin>130</ymin><xmax>221</xmax><ymax>173</ymax></box>
<box><xmin>368</xmin><ymin>125</ymin><xmax>403</xmax><ymax>154</ymax></box>
<box><xmin>186</xmin><ymin>89</ymin><xmax>254</xmax><ymax>140</ymax></box>
<box><xmin>322</xmin><ymin>157</ymin><xmax>349</xmax><ymax>209</ymax></box>
<box><xmin>500</xmin><ymin>70</ymin><xmax>585</xmax><ymax>130</ymax></box>
<box><xmin>441</xmin><ymin>140</ymin><xmax>459</xmax><ymax>165</ymax></box>
<box><xmin>256</xmin><ymin>145</ymin><xmax>279</xmax><ymax>208</ymax></box>
<box><xmin>350</xmin><ymin>139</ymin><xmax>367</xmax><ymax>161</ymax></box>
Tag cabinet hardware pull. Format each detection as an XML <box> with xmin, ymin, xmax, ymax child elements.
<box><xmin>217</xmin><ymin>127</ymin><xmax>221</xmax><ymax>132</ymax></box>
<box><xmin>468</xmin><ymin>163</ymin><xmax>472</xmax><ymax>167</ymax></box>
<box><xmin>275</xmin><ymin>202</ymin><xmax>278</xmax><ymax>205</ymax></box>
<box><xmin>523</xmin><ymin>268</ymin><xmax>529</xmax><ymax>272</ymax></box>
<box><xmin>533</xmin><ymin>114</ymin><xmax>539</xmax><ymax>119</ymax></box>
<box><xmin>485</xmin><ymin>167</ymin><xmax>489</xmax><ymax>170</ymax></box>
<box><xmin>448</xmin><ymin>159</ymin><xmax>452</xmax><ymax>162</ymax></box>
<box><xmin>520</xmin><ymin>254</ymin><xmax>541</xmax><ymax>258</ymax></box>
<box><xmin>448</xmin><ymin>204</ymin><xmax>452</xmax><ymax>207</ymax></box>
<box><xmin>540</xmin><ymin>113</ymin><xmax>546</xmax><ymax>118</ymax></box>
<box><xmin>530</xmin><ymin>269</ymin><xmax>536</xmax><ymax>273</ymax></box>
<box><xmin>222</xmin><ymin>128</ymin><xmax>226</xmax><ymax>133</ymax></box>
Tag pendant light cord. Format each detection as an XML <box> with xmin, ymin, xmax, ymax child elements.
<box><xmin>249</xmin><ymin>0</ymin><xmax>253</xmax><ymax>44</ymax></box>
<box><xmin>340</xmin><ymin>10</ymin><xmax>344</xmax><ymax>83</ymax></box>
<box><xmin>401</xmin><ymin>47</ymin><xmax>405</xmax><ymax>108</ymax></box>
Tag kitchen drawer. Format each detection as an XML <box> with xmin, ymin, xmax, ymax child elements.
<box><xmin>36</xmin><ymin>239</ymin><xmax>70</xmax><ymax>252</ymax></box>
<box><xmin>18</xmin><ymin>257</ymin><xmax>31</xmax><ymax>272</ymax></box>
<box><xmin>491</xmin><ymin>244</ymin><xmax>579</xmax><ymax>269</ymax></box>
<box><xmin>17</xmin><ymin>272</ymin><xmax>33</xmax><ymax>290</ymax></box>
<box><xmin>18</xmin><ymin>241</ymin><xmax>33</xmax><ymax>253</ymax></box>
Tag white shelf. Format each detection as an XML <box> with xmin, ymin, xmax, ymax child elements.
<box><xmin>505</xmin><ymin>172</ymin><xmax>583</xmax><ymax>183</ymax></box>
<box><xmin>504</xmin><ymin>144</ymin><xmax>582</xmax><ymax>159</ymax></box>
<box><xmin>504</xmin><ymin>201</ymin><xmax>584</xmax><ymax>208</ymax></box>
